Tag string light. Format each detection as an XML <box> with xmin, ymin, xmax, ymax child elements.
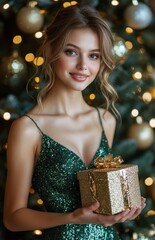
<box><xmin>111</xmin><ymin>0</ymin><xmax>119</xmax><ymax>6</ymax></box>
<box><xmin>125</xmin><ymin>27</ymin><xmax>134</xmax><ymax>34</ymax></box>
<box><xmin>25</xmin><ymin>53</ymin><xmax>35</xmax><ymax>62</ymax></box>
<box><xmin>34</xmin><ymin>84</ymin><xmax>40</xmax><ymax>89</ymax></box>
<box><xmin>142</xmin><ymin>92</ymin><xmax>152</xmax><ymax>103</ymax></box>
<box><xmin>89</xmin><ymin>93</ymin><xmax>96</xmax><ymax>100</ymax></box>
<box><xmin>136</xmin><ymin>116</ymin><xmax>143</xmax><ymax>124</ymax></box>
<box><xmin>149</xmin><ymin>118</ymin><xmax>155</xmax><ymax>128</ymax></box>
<box><xmin>3</xmin><ymin>3</ymin><xmax>10</xmax><ymax>9</ymax></box>
<box><xmin>132</xmin><ymin>232</ymin><xmax>138</xmax><ymax>239</ymax></box>
<box><xmin>34</xmin><ymin>76</ymin><xmax>40</xmax><ymax>83</ymax></box>
<box><xmin>145</xmin><ymin>177</ymin><xmax>153</xmax><ymax>186</ymax></box>
<box><xmin>35</xmin><ymin>31</ymin><xmax>43</xmax><ymax>38</ymax></box>
<box><xmin>37</xmin><ymin>199</ymin><xmax>43</xmax><ymax>205</ymax></box>
<box><xmin>71</xmin><ymin>1</ymin><xmax>78</xmax><ymax>5</ymax></box>
<box><xmin>13</xmin><ymin>35</ymin><xmax>22</xmax><ymax>44</ymax></box>
<box><xmin>147</xmin><ymin>210</ymin><xmax>155</xmax><ymax>216</ymax></box>
<box><xmin>125</xmin><ymin>41</ymin><xmax>133</xmax><ymax>50</ymax></box>
<box><xmin>33</xmin><ymin>57</ymin><xmax>44</xmax><ymax>66</ymax></box>
<box><xmin>3</xmin><ymin>112</ymin><xmax>11</xmax><ymax>120</ymax></box>
<box><xmin>131</xmin><ymin>109</ymin><xmax>139</xmax><ymax>117</ymax></box>
<box><xmin>132</xmin><ymin>0</ymin><xmax>139</xmax><ymax>6</ymax></box>
<box><xmin>63</xmin><ymin>2</ymin><xmax>71</xmax><ymax>8</ymax></box>
<box><xmin>132</xmin><ymin>71</ymin><xmax>142</xmax><ymax>80</ymax></box>
<box><xmin>63</xmin><ymin>1</ymin><xmax>77</xmax><ymax>8</ymax></box>
<box><xmin>33</xmin><ymin>230</ymin><xmax>42</xmax><ymax>235</ymax></box>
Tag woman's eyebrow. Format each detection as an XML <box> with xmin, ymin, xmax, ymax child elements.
<box><xmin>66</xmin><ymin>43</ymin><xmax>100</xmax><ymax>52</ymax></box>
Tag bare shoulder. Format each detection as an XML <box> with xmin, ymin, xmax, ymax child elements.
<box><xmin>8</xmin><ymin>115</ymin><xmax>40</xmax><ymax>145</ymax></box>
<box><xmin>98</xmin><ymin>108</ymin><xmax>116</xmax><ymax>147</ymax></box>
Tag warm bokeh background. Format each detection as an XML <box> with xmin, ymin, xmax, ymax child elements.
<box><xmin>0</xmin><ymin>0</ymin><xmax>155</xmax><ymax>239</ymax></box>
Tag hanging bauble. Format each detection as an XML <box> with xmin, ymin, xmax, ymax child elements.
<box><xmin>16</xmin><ymin>2</ymin><xmax>44</xmax><ymax>34</ymax></box>
<box><xmin>0</xmin><ymin>51</ymin><xmax>27</xmax><ymax>92</ymax></box>
<box><xmin>124</xmin><ymin>3</ymin><xmax>153</xmax><ymax>29</ymax></box>
<box><xmin>128</xmin><ymin>123</ymin><xmax>154</xmax><ymax>149</ymax></box>
<box><xmin>112</xmin><ymin>35</ymin><xmax>129</xmax><ymax>64</ymax></box>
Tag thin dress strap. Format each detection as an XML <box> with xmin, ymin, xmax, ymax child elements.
<box><xmin>96</xmin><ymin>108</ymin><xmax>104</xmax><ymax>131</ymax></box>
<box><xmin>25</xmin><ymin>114</ymin><xmax>44</xmax><ymax>135</ymax></box>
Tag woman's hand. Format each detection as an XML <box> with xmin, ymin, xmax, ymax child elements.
<box><xmin>71</xmin><ymin>197</ymin><xmax>146</xmax><ymax>227</ymax></box>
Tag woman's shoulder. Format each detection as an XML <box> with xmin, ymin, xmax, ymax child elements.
<box><xmin>8</xmin><ymin>114</ymin><xmax>41</xmax><ymax>142</ymax></box>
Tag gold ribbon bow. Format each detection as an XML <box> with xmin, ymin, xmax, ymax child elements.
<box><xmin>94</xmin><ymin>153</ymin><xmax>124</xmax><ymax>168</ymax></box>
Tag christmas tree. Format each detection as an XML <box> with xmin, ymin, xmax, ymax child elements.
<box><xmin>0</xmin><ymin>0</ymin><xmax>155</xmax><ymax>239</ymax></box>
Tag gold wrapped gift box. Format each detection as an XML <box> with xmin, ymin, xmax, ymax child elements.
<box><xmin>77</xmin><ymin>154</ymin><xmax>141</xmax><ymax>215</ymax></box>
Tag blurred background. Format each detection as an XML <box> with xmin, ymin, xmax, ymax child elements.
<box><xmin>0</xmin><ymin>0</ymin><xmax>155</xmax><ymax>239</ymax></box>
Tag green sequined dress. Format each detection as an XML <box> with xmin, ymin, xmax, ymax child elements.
<box><xmin>26</xmin><ymin>109</ymin><xmax>120</xmax><ymax>240</ymax></box>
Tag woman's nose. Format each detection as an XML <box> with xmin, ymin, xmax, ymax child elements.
<box><xmin>77</xmin><ymin>57</ymin><xmax>88</xmax><ymax>70</ymax></box>
<box><xmin>78</xmin><ymin>65</ymin><xmax>87</xmax><ymax>70</ymax></box>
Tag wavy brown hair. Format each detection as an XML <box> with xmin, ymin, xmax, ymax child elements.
<box><xmin>36</xmin><ymin>5</ymin><xmax>119</xmax><ymax>118</ymax></box>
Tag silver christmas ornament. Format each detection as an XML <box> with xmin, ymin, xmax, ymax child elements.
<box><xmin>124</xmin><ymin>3</ymin><xmax>153</xmax><ymax>29</ymax></box>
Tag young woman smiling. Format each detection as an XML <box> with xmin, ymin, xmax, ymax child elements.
<box><xmin>3</xmin><ymin>5</ymin><xmax>145</xmax><ymax>240</ymax></box>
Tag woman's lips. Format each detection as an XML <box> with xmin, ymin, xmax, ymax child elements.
<box><xmin>70</xmin><ymin>73</ymin><xmax>89</xmax><ymax>82</ymax></box>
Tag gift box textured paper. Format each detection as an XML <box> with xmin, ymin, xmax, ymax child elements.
<box><xmin>77</xmin><ymin>156</ymin><xmax>141</xmax><ymax>215</ymax></box>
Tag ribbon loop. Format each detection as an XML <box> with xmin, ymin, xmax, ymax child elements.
<box><xmin>94</xmin><ymin>153</ymin><xmax>124</xmax><ymax>169</ymax></box>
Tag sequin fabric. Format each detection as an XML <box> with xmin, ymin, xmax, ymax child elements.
<box><xmin>28</xmin><ymin>113</ymin><xmax>120</xmax><ymax>240</ymax></box>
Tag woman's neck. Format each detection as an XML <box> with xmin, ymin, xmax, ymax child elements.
<box><xmin>41</xmin><ymin>88</ymin><xmax>90</xmax><ymax>117</ymax></box>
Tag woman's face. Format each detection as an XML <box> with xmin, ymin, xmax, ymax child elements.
<box><xmin>53</xmin><ymin>28</ymin><xmax>101</xmax><ymax>92</ymax></box>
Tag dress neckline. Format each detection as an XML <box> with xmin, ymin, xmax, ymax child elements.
<box><xmin>39</xmin><ymin>131</ymin><xmax>105</xmax><ymax>169</ymax></box>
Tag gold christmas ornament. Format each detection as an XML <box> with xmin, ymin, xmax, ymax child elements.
<box><xmin>16</xmin><ymin>4</ymin><xmax>44</xmax><ymax>34</ymax></box>
<box><xmin>128</xmin><ymin>123</ymin><xmax>154</xmax><ymax>150</ymax></box>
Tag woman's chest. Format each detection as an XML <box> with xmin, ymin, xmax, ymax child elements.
<box><xmin>40</xmin><ymin>117</ymin><xmax>103</xmax><ymax>167</ymax></box>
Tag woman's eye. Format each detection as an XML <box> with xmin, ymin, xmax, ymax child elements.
<box><xmin>89</xmin><ymin>53</ymin><xmax>100</xmax><ymax>60</ymax></box>
<box><xmin>65</xmin><ymin>49</ymin><xmax>77</xmax><ymax>56</ymax></box>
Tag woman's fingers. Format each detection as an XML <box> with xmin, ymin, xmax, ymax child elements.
<box><xmin>128</xmin><ymin>197</ymin><xmax>146</xmax><ymax>220</ymax></box>
<box><xmin>119</xmin><ymin>197</ymin><xmax>146</xmax><ymax>222</ymax></box>
<box><xmin>73</xmin><ymin>196</ymin><xmax>146</xmax><ymax>226</ymax></box>
<box><xmin>85</xmin><ymin>201</ymin><xmax>100</xmax><ymax>212</ymax></box>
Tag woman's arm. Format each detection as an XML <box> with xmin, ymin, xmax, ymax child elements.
<box><xmin>3</xmin><ymin>117</ymin><xmax>72</xmax><ymax>231</ymax></box>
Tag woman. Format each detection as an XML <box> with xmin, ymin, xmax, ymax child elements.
<box><xmin>3</xmin><ymin>5</ymin><xmax>145</xmax><ymax>240</ymax></box>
